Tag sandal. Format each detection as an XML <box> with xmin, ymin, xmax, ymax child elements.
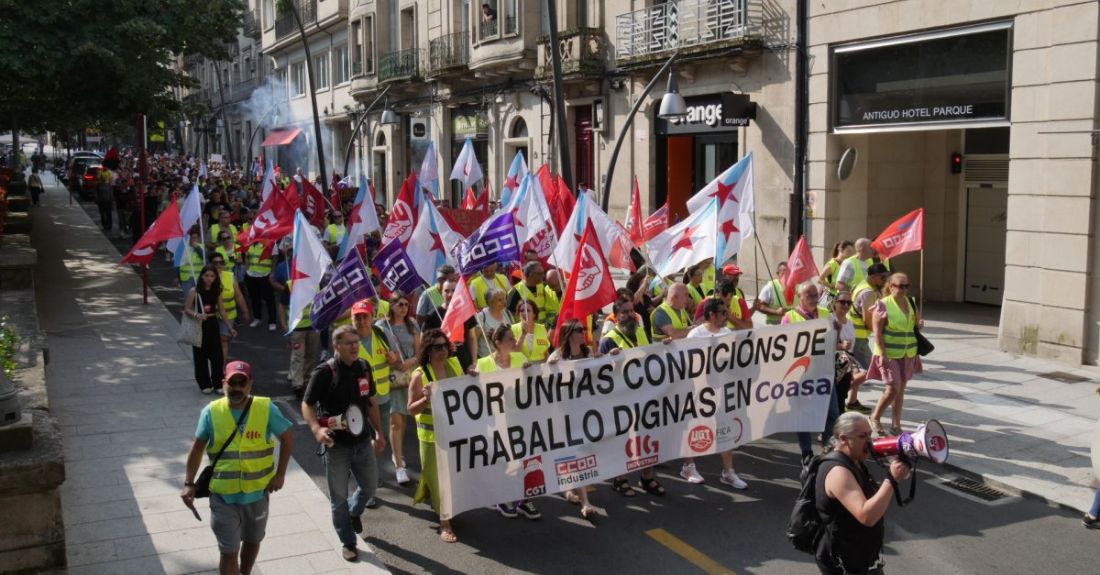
<box><xmin>890</xmin><ymin>425</ymin><xmax>903</xmax><ymax>436</ymax></box>
<box><xmin>580</xmin><ymin>504</ymin><xmax>597</xmax><ymax>519</ymax></box>
<box><xmin>612</xmin><ymin>477</ymin><xmax>637</xmax><ymax>497</ymax></box>
<box><xmin>563</xmin><ymin>491</ymin><xmax>582</xmax><ymax>505</ymax></box>
<box><xmin>440</xmin><ymin>527</ymin><xmax>458</xmax><ymax>544</ymax></box>
<box><xmin>871</xmin><ymin>419</ymin><xmax>886</xmax><ymax>437</ymax></box>
<box><xmin>639</xmin><ymin>477</ymin><xmax>666</xmax><ymax>496</ymax></box>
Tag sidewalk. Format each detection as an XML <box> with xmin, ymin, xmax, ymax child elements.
<box><xmin>32</xmin><ymin>185</ymin><xmax>389</xmax><ymax>574</ymax></box>
<box><xmin>885</xmin><ymin>303</ymin><xmax>1099</xmax><ymax>513</ymax></box>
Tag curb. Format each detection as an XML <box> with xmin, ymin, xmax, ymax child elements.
<box><xmin>938</xmin><ymin>460</ymin><xmax>1087</xmax><ymax>516</ymax></box>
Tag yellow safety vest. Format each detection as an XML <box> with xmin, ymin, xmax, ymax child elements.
<box><xmin>413</xmin><ymin>357</ymin><xmax>462</xmax><ymax>444</ymax></box>
<box><xmin>178</xmin><ymin>245</ymin><xmax>206</xmax><ymax>282</ymax></box>
<box><xmin>687</xmin><ymin>284</ymin><xmax>706</xmax><ymax>307</ymax></box>
<box><xmin>873</xmin><ymin>295</ymin><xmax>917</xmax><ymax>359</ymax></box>
<box><xmin>469</xmin><ymin>273</ymin><xmax>512</xmax><ymax>309</ymax></box>
<box><xmin>783</xmin><ymin>306</ymin><xmax>832</xmax><ymax>323</ymax></box>
<box><xmin>514</xmin><ymin>282</ymin><xmax>560</xmax><ymax>324</ymax></box>
<box><xmin>730</xmin><ymin>287</ymin><xmax>748</xmax><ymax>321</ymax></box>
<box><xmin>765</xmin><ymin>279</ymin><xmax>792</xmax><ymax>325</ymax></box>
<box><xmin>511</xmin><ymin>322</ymin><xmax>551</xmax><ymax>362</ymax></box>
<box><xmin>822</xmin><ymin>258</ymin><xmax>841</xmax><ymax>296</ymax></box>
<box><xmin>208</xmin><ymin>397</ymin><xmax>275</xmax><ymax>495</ymax></box>
<box><xmin>220</xmin><ymin>271</ymin><xmax>238</xmax><ymax>320</ymax></box>
<box><xmin>246</xmin><ymin>243</ymin><xmax>272</xmax><ymax>275</ymax></box>
<box><xmin>358</xmin><ymin>326</ymin><xmax>392</xmax><ymax>396</ymax></box>
<box><xmin>650</xmin><ymin>302</ymin><xmax>689</xmax><ymax>341</ymax></box>
<box><xmin>849</xmin><ymin>280</ymin><xmax>875</xmax><ymax>339</ymax></box>
<box><xmin>210</xmin><ymin>223</ymin><xmax>239</xmax><ymax>245</ymax></box>
<box><xmin>841</xmin><ymin>255</ymin><xmax>875</xmax><ymax>289</ymax></box>
<box><xmin>702</xmin><ymin>265</ymin><xmax>716</xmax><ymax>296</ymax></box>
<box><xmin>326</xmin><ymin>223</ymin><xmax>346</xmax><ymax>246</ymax></box>
<box><xmin>215</xmin><ymin>246</ymin><xmax>239</xmax><ymax>274</ymax></box>
<box><xmin>605</xmin><ymin>326</ymin><xmax>649</xmax><ymax>350</ymax></box>
<box><xmin>476</xmin><ymin>351</ymin><xmax>526</xmax><ymax>374</ymax></box>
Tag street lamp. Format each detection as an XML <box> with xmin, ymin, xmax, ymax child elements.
<box><xmin>380</xmin><ymin>100</ymin><xmax>398</xmax><ymax>127</ymax></box>
<box><xmin>601</xmin><ymin>51</ymin><xmax>683</xmax><ymax>212</ymax></box>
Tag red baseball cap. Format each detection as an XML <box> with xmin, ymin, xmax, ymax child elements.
<box><xmin>352</xmin><ymin>299</ymin><xmax>376</xmax><ymax>316</ymax></box>
<box><xmin>722</xmin><ymin>264</ymin><xmax>743</xmax><ymax>277</ymax></box>
<box><xmin>225</xmin><ymin>361</ymin><xmax>251</xmax><ymax>381</ymax></box>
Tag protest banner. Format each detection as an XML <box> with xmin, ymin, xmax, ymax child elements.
<box><xmin>431</xmin><ymin>320</ymin><xmax>836</xmax><ymax>519</ymax></box>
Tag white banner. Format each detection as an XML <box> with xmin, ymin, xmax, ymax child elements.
<box><xmin>431</xmin><ymin>320</ymin><xmax>837</xmax><ymax>519</ymax></box>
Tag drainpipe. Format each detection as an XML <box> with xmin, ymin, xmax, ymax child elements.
<box><xmin>790</xmin><ymin>0</ymin><xmax>808</xmax><ymax>251</ymax></box>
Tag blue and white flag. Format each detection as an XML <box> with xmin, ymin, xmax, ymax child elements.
<box><xmin>500</xmin><ymin>150</ymin><xmax>528</xmax><ymax>207</ymax></box>
<box><xmin>419</xmin><ymin>141</ymin><xmax>440</xmax><ymax>199</ymax></box>
<box><xmin>168</xmin><ymin>184</ymin><xmax>204</xmax><ymax>267</ymax></box>
<box><xmin>458</xmin><ymin>212</ymin><xmax>521</xmax><ymax>276</ymax></box>
<box><xmin>311</xmin><ymin>249</ymin><xmax>376</xmax><ymax>330</ymax></box>
<box><xmin>337</xmin><ymin>172</ymin><xmax>382</xmax><ymax>261</ymax></box>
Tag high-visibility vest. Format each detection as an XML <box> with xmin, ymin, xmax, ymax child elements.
<box><xmin>513</xmin><ymin>282</ymin><xmax>559</xmax><ymax>324</ymax></box>
<box><xmin>246</xmin><ymin>243</ymin><xmax>272</xmax><ymax>276</ymax></box>
<box><xmin>220</xmin><ymin>271</ymin><xmax>238</xmax><ymax>321</ymax></box>
<box><xmin>765</xmin><ymin>279</ymin><xmax>792</xmax><ymax>325</ymax></box>
<box><xmin>849</xmin><ymin>280</ymin><xmax>875</xmax><ymax>339</ymax></box>
<box><xmin>358</xmin><ymin>326</ymin><xmax>392</xmax><ymax>396</ymax></box>
<box><xmin>178</xmin><ymin>245</ymin><xmax>206</xmax><ymax>282</ymax></box>
<box><xmin>208</xmin><ymin>397</ymin><xmax>275</xmax><ymax>495</ymax></box>
<box><xmin>413</xmin><ymin>357</ymin><xmax>462</xmax><ymax>444</ymax></box>
<box><xmin>873</xmin><ymin>295</ymin><xmax>917</xmax><ymax>359</ymax></box>
<box><xmin>841</xmin><ymin>254</ymin><xmax>874</xmax><ymax>288</ymax></box>
<box><xmin>215</xmin><ymin>246</ymin><xmax>238</xmax><ymax>274</ymax></box>
<box><xmin>650</xmin><ymin>302</ymin><xmax>689</xmax><ymax>341</ymax></box>
<box><xmin>422</xmin><ymin>285</ymin><xmax>444</xmax><ymax>309</ymax></box>
<box><xmin>210</xmin><ymin>223</ymin><xmax>239</xmax><ymax>244</ymax></box>
<box><xmin>822</xmin><ymin>258</ymin><xmax>841</xmax><ymax>296</ymax></box>
<box><xmin>325</xmin><ymin>223</ymin><xmax>346</xmax><ymax>246</ymax></box>
<box><xmin>783</xmin><ymin>306</ymin><xmax>832</xmax><ymax>323</ymax></box>
<box><xmin>604</xmin><ymin>326</ymin><xmax>649</xmax><ymax>350</ymax></box>
<box><xmin>730</xmin><ymin>287</ymin><xmax>748</xmax><ymax>321</ymax></box>
<box><xmin>476</xmin><ymin>351</ymin><xmax>526</xmax><ymax>374</ymax></box>
<box><xmin>469</xmin><ymin>273</ymin><xmax>511</xmax><ymax>309</ymax></box>
<box><xmin>702</xmin><ymin>265</ymin><xmax>716</xmax><ymax>296</ymax></box>
<box><xmin>511</xmin><ymin>322</ymin><xmax>551</xmax><ymax>362</ymax></box>
<box><xmin>687</xmin><ymin>284</ymin><xmax>706</xmax><ymax>307</ymax></box>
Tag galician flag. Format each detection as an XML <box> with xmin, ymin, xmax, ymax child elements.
<box><xmin>419</xmin><ymin>142</ymin><xmax>440</xmax><ymax>199</ymax></box>
<box><xmin>408</xmin><ymin>196</ymin><xmax>464</xmax><ymax>284</ymax></box>
<box><xmin>500</xmin><ymin>150</ymin><xmax>529</xmax><ymax>207</ymax></box>
<box><xmin>167</xmin><ymin>184</ymin><xmax>203</xmax><ymax>266</ymax></box>
<box><xmin>338</xmin><ymin>172</ymin><xmax>383</xmax><ymax>261</ymax></box>
<box><xmin>287</xmin><ymin>211</ymin><xmax>332</xmax><ymax>332</ymax></box>
<box><xmin>647</xmin><ymin>198</ymin><xmax>719</xmax><ymax>279</ymax></box>
<box><xmin>686</xmin><ymin>152</ymin><xmax>755</xmax><ymax>261</ymax></box>
<box><xmin>450</xmin><ymin>137</ymin><xmax>484</xmax><ymax>191</ymax></box>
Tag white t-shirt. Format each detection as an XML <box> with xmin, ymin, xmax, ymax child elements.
<box><xmin>835</xmin><ymin>320</ymin><xmax>856</xmax><ymax>351</ymax></box>
<box><xmin>687</xmin><ymin>324</ymin><xmax>733</xmax><ymax>339</ymax></box>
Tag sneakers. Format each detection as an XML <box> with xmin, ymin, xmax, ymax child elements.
<box><xmin>396</xmin><ymin>467</ymin><xmax>410</xmax><ymax>485</ymax></box>
<box><xmin>341</xmin><ymin>546</ymin><xmax>359</xmax><ymax>562</ymax></box>
<box><xmin>215</xmin><ymin>387</ymin><xmax>225</xmax><ymax>395</ymax></box>
<box><xmin>268</xmin><ymin>323</ymin><xmax>277</xmax><ymax>332</ymax></box>
<box><xmin>249</xmin><ymin>318</ymin><xmax>262</xmax><ymax>328</ymax></box>
<box><xmin>516</xmin><ymin>500</ymin><xmax>541</xmax><ymax>520</ymax></box>
<box><xmin>200</xmin><ymin>387</ymin><xmax>214</xmax><ymax>395</ymax></box>
<box><xmin>351</xmin><ymin>514</ymin><xmax>363</xmax><ymax>534</ymax></box>
<box><xmin>495</xmin><ymin>503</ymin><xmax>518</xmax><ymax>518</ymax></box>
<box><xmin>1083</xmin><ymin>514</ymin><xmax>1100</xmax><ymax>530</ymax></box>
<box><xmin>680</xmin><ymin>463</ymin><xmax>705</xmax><ymax>484</ymax></box>
<box><xmin>720</xmin><ymin>469</ymin><xmax>749</xmax><ymax>490</ymax></box>
<box><xmin>364</xmin><ymin>497</ymin><xmax>378</xmax><ymax>509</ymax></box>
<box><xmin>845</xmin><ymin>400</ymin><xmax>872</xmax><ymax>414</ymax></box>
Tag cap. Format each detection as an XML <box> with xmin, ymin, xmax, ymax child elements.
<box><xmin>351</xmin><ymin>299</ymin><xmax>376</xmax><ymax>316</ymax></box>
<box><xmin>867</xmin><ymin>263</ymin><xmax>890</xmax><ymax>276</ymax></box>
<box><xmin>722</xmin><ymin>264</ymin><xmax>743</xmax><ymax>277</ymax></box>
<box><xmin>225</xmin><ymin>361</ymin><xmax>251</xmax><ymax>381</ymax></box>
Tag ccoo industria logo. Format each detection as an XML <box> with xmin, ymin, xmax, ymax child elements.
<box><xmin>554</xmin><ymin>454</ymin><xmax>599</xmax><ymax>487</ymax></box>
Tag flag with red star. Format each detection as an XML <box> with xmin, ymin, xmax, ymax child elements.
<box><xmin>337</xmin><ymin>171</ymin><xmax>383</xmax><ymax>261</ymax></box>
<box><xmin>500</xmin><ymin>150</ymin><xmax>529</xmax><ymax>207</ymax></box>
<box><xmin>408</xmin><ymin>195</ymin><xmax>464</xmax><ymax>284</ymax></box>
<box><xmin>686</xmin><ymin>152</ymin><xmax>755</xmax><ymax>261</ymax></box>
<box><xmin>450</xmin><ymin>137</ymin><xmax>484</xmax><ymax>191</ymax></box>
<box><xmin>647</xmin><ymin>199</ymin><xmax>719</xmax><ymax>278</ymax></box>
<box><xmin>288</xmin><ymin>210</ymin><xmax>333</xmax><ymax>332</ymax></box>
<box><xmin>553</xmin><ymin>190</ymin><xmax>636</xmax><ymax>273</ymax></box>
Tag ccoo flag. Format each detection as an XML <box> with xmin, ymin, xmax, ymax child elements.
<box><xmin>311</xmin><ymin>249</ymin><xmax>376</xmax><ymax>330</ymax></box>
<box><xmin>782</xmin><ymin>235</ymin><xmax>820</xmax><ymax>303</ymax></box>
<box><xmin>872</xmin><ymin>208</ymin><xmax>924</xmax><ymax>259</ymax></box>
<box><xmin>373</xmin><ymin>239</ymin><xmax>425</xmax><ymax>295</ymax></box>
<box><xmin>458</xmin><ymin>211</ymin><xmax>522</xmax><ymax>276</ymax></box>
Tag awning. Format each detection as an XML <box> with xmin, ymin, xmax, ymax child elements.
<box><xmin>261</xmin><ymin>128</ymin><xmax>303</xmax><ymax>147</ymax></box>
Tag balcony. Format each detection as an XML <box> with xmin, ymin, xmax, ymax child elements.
<box><xmin>274</xmin><ymin>0</ymin><xmax>317</xmax><ymax>41</ymax></box>
<box><xmin>536</xmin><ymin>28</ymin><xmax>606</xmax><ymax>81</ymax></box>
<box><xmin>243</xmin><ymin>10</ymin><xmax>261</xmax><ymax>39</ymax></box>
<box><xmin>615</xmin><ymin>0</ymin><xmax>757</xmax><ymax>64</ymax></box>
<box><xmin>428</xmin><ymin>32</ymin><xmax>470</xmax><ymax>78</ymax></box>
<box><xmin>378</xmin><ymin>48</ymin><xmax>422</xmax><ymax>84</ymax></box>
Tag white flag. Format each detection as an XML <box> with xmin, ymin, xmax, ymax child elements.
<box><xmin>287</xmin><ymin>211</ymin><xmax>333</xmax><ymax>332</ymax></box>
<box><xmin>449</xmin><ymin>137</ymin><xmax>484</xmax><ymax>191</ymax></box>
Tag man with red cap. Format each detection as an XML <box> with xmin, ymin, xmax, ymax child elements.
<box><xmin>182</xmin><ymin>361</ymin><xmax>295</xmax><ymax>575</ymax></box>
<box><xmin>693</xmin><ymin>265</ymin><xmax>753</xmax><ymax>330</ymax></box>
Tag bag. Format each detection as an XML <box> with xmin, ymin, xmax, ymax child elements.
<box><xmin>787</xmin><ymin>451</ymin><xmax>850</xmax><ymax>554</ymax></box>
<box><xmin>908</xmin><ymin>297</ymin><xmax>933</xmax><ymax>356</ymax></box>
<box><xmin>391</xmin><ymin>368</ymin><xmax>411</xmax><ymax>390</ymax></box>
<box><xmin>195</xmin><ymin>398</ymin><xmax>254</xmax><ymax>498</ymax></box>
<box><xmin>177</xmin><ymin>295</ymin><xmax>205</xmax><ymax>348</ymax></box>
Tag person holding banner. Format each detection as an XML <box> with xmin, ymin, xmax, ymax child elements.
<box><xmin>868</xmin><ymin>273</ymin><xmax>923</xmax><ymax>437</ymax></box>
<box><xmin>757</xmin><ymin>262</ymin><xmax>795</xmax><ymax>325</ymax></box>
<box><xmin>783</xmin><ymin>283</ymin><xmax>842</xmax><ymax>463</ymax></box>
<box><xmin>687</xmin><ymin>299</ymin><xmax>749</xmax><ymax>490</ymax></box>
<box><xmin>408</xmin><ymin>329</ymin><xmax>464</xmax><ymax>543</ymax></box>
<box><xmin>512</xmin><ymin>300</ymin><xmax>551</xmax><ymax>363</ymax></box>
<box><xmin>380</xmin><ymin>294</ymin><xmax>420</xmax><ymax>485</ymax></box>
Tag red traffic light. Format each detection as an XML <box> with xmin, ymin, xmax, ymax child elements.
<box><xmin>950</xmin><ymin>152</ymin><xmax>963</xmax><ymax>174</ymax></box>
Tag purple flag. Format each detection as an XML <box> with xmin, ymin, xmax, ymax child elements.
<box><xmin>310</xmin><ymin>250</ymin><xmax>376</xmax><ymax>330</ymax></box>
<box><xmin>374</xmin><ymin>239</ymin><xmax>425</xmax><ymax>295</ymax></box>
<box><xmin>458</xmin><ymin>211</ymin><xmax>521</xmax><ymax>276</ymax></box>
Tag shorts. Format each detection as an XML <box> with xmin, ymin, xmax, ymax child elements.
<box><xmin>852</xmin><ymin>338</ymin><xmax>872</xmax><ymax>370</ymax></box>
<box><xmin>219</xmin><ymin>320</ymin><xmax>231</xmax><ymax>337</ymax></box>
<box><xmin>210</xmin><ymin>493</ymin><xmax>269</xmax><ymax>554</ymax></box>
<box><xmin>388</xmin><ymin>387</ymin><xmax>410</xmax><ymax>416</ymax></box>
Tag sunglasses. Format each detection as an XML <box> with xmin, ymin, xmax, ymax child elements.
<box><xmin>893</xmin><ymin>284</ymin><xmax>910</xmax><ymax>289</ymax></box>
<box><xmin>394</xmin><ymin>301</ymin><xmax>408</xmax><ymax>307</ymax></box>
<box><xmin>213</xmin><ymin>261</ymin><xmax>225</xmax><ymax>265</ymax></box>
<box><xmin>429</xmin><ymin>342</ymin><xmax>449</xmax><ymax>351</ymax></box>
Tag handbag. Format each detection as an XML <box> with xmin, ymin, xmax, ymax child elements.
<box><xmin>909</xmin><ymin>296</ymin><xmax>934</xmax><ymax>357</ymax></box>
<box><xmin>195</xmin><ymin>398</ymin><xmax>253</xmax><ymax>498</ymax></box>
<box><xmin>177</xmin><ymin>294</ymin><xmax>204</xmax><ymax>348</ymax></box>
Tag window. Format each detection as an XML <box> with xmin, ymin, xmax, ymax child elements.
<box><xmin>364</xmin><ymin>15</ymin><xmax>375</xmax><ymax>75</ymax></box>
<box><xmin>511</xmin><ymin>117</ymin><xmax>528</xmax><ymax>138</ymax></box>
<box><xmin>479</xmin><ymin>1</ymin><xmax>499</xmax><ymax>41</ymax></box>
<box><xmin>334</xmin><ymin>44</ymin><xmax>350</xmax><ymax>84</ymax></box>
<box><xmin>291</xmin><ymin>61</ymin><xmax>305</xmax><ymax>97</ymax></box>
<box><xmin>503</xmin><ymin>0</ymin><xmax>518</xmax><ymax>35</ymax></box>
<box><xmin>351</xmin><ymin>20</ymin><xmax>363</xmax><ymax>77</ymax></box>
<box><xmin>313</xmin><ymin>52</ymin><xmax>329</xmax><ymax>90</ymax></box>
<box><xmin>263</xmin><ymin>0</ymin><xmax>274</xmax><ymax>29</ymax></box>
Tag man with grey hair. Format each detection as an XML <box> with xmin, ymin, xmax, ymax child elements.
<box><xmin>782</xmin><ymin>282</ymin><xmax>829</xmax><ymax>324</ymax></box>
<box><xmin>650</xmin><ymin>282</ymin><xmax>703</xmax><ymax>483</ymax></box>
<box><xmin>302</xmin><ymin>324</ymin><xmax>386</xmax><ymax>562</ymax></box>
<box><xmin>814</xmin><ymin>411</ymin><xmax>910</xmax><ymax>574</ymax></box>
<box><xmin>835</xmin><ymin>238</ymin><xmax>874</xmax><ymax>293</ymax></box>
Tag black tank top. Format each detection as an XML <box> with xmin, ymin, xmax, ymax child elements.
<box><xmin>814</xmin><ymin>452</ymin><xmax>885</xmax><ymax>572</ymax></box>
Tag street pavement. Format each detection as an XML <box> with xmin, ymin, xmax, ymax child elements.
<box><xmin>40</xmin><ymin>176</ymin><xmax>1100</xmax><ymax>574</ymax></box>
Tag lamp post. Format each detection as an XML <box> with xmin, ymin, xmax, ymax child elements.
<box><xmin>600</xmin><ymin>51</ymin><xmax>686</xmax><ymax>212</ymax></box>
<box><xmin>282</xmin><ymin>0</ymin><xmax>330</xmax><ymax>197</ymax></box>
<box><xmin>340</xmin><ymin>85</ymin><xmax>394</xmax><ymax>178</ymax></box>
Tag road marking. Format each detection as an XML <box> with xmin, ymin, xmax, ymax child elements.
<box><xmin>645</xmin><ymin>528</ymin><xmax>737</xmax><ymax>575</ymax></box>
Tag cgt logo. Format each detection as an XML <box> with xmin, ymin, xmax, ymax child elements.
<box><xmin>687</xmin><ymin>425</ymin><xmax>715</xmax><ymax>453</ymax></box>
<box><xmin>522</xmin><ymin>455</ymin><xmax>547</xmax><ymax>498</ymax></box>
<box><xmin>554</xmin><ymin>454</ymin><xmax>599</xmax><ymax>487</ymax></box>
<box><xmin>625</xmin><ymin>435</ymin><xmax>660</xmax><ymax>471</ymax></box>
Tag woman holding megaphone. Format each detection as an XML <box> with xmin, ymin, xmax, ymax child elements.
<box><xmin>867</xmin><ymin>273</ymin><xmax>923</xmax><ymax>437</ymax></box>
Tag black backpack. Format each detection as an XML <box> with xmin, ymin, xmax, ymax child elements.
<box><xmin>786</xmin><ymin>451</ymin><xmax>854</xmax><ymax>554</ymax></box>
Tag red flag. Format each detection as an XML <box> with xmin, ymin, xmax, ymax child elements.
<box><xmin>479</xmin><ymin>176</ymin><xmax>492</xmax><ymax>216</ymax></box>
<box><xmin>300</xmin><ymin>178</ymin><xmax>328</xmax><ymax>228</ymax></box>
<box><xmin>625</xmin><ymin>176</ymin><xmax>644</xmax><ymax>246</ymax></box>
<box><xmin>782</xmin><ymin>235</ymin><xmax>820</xmax><ymax>303</ymax></box>
<box><xmin>120</xmin><ymin>197</ymin><xmax>183</xmax><ymax>265</ymax></box>
<box><xmin>330</xmin><ymin>172</ymin><xmax>343</xmax><ymax>214</ymax></box>
<box><xmin>538</xmin><ymin>165</ymin><xmax>575</xmax><ymax>232</ymax></box>
<box><xmin>441</xmin><ymin>276</ymin><xmax>476</xmax><ymax>343</ymax></box>
<box><xmin>461</xmin><ymin>186</ymin><xmax>478</xmax><ymax>210</ymax></box>
<box><xmin>642</xmin><ymin>203</ymin><xmax>669</xmax><ymax>241</ymax></box>
<box><xmin>382</xmin><ymin>173</ymin><xmax>419</xmax><ymax>247</ymax></box>
<box><xmin>872</xmin><ymin>208</ymin><xmax>924</xmax><ymax>259</ymax></box>
<box><xmin>238</xmin><ymin>183</ymin><xmax>297</xmax><ymax>250</ymax></box>
<box><xmin>554</xmin><ymin>224</ymin><xmax>618</xmax><ymax>347</ymax></box>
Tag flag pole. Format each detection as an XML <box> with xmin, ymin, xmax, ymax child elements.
<box><xmin>919</xmin><ymin>248</ymin><xmax>925</xmax><ymax>310</ymax></box>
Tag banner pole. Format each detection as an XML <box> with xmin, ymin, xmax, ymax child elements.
<box><xmin>919</xmin><ymin>248</ymin><xmax>925</xmax><ymax>310</ymax></box>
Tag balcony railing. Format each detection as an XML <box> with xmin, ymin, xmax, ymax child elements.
<box><xmin>537</xmin><ymin>28</ymin><xmax>606</xmax><ymax>80</ymax></box>
<box><xmin>428</xmin><ymin>31</ymin><xmax>470</xmax><ymax>76</ymax></box>
<box><xmin>352</xmin><ymin>58</ymin><xmax>363</xmax><ymax>77</ymax></box>
<box><xmin>616</xmin><ymin>0</ymin><xmax>751</xmax><ymax>60</ymax></box>
<box><xmin>275</xmin><ymin>0</ymin><xmax>317</xmax><ymax>41</ymax></box>
<box><xmin>480</xmin><ymin>19</ymin><xmax>498</xmax><ymax>42</ymax></box>
<box><xmin>243</xmin><ymin>10</ymin><xmax>261</xmax><ymax>39</ymax></box>
<box><xmin>378</xmin><ymin>48</ymin><xmax>421</xmax><ymax>83</ymax></box>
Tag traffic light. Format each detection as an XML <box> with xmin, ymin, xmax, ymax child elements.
<box><xmin>950</xmin><ymin>152</ymin><xmax>963</xmax><ymax>174</ymax></box>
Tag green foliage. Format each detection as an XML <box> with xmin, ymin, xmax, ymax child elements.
<box><xmin>0</xmin><ymin>317</ymin><xmax>17</xmax><ymax>378</ymax></box>
<box><xmin>0</xmin><ymin>0</ymin><xmax>245</xmax><ymax>135</ymax></box>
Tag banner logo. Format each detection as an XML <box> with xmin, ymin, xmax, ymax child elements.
<box><xmin>384</xmin><ymin>199</ymin><xmax>415</xmax><ymax>245</ymax></box>
<box><xmin>687</xmin><ymin>425</ymin><xmax>715</xmax><ymax>453</ymax></box>
<box><xmin>625</xmin><ymin>435</ymin><xmax>660</xmax><ymax>471</ymax></box>
<box><xmin>554</xmin><ymin>454</ymin><xmax>599</xmax><ymax>487</ymax></box>
<box><xmin>522</xmin><ymin>455</ymin><xmax>546</xmax><ymax>497</ymax></box>
<box><xmin>574</xmin><ymin>244</ymin><xmax>605</xmax><ymax>301</ymax></box>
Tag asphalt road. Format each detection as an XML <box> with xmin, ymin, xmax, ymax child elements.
<box><xmin>73</xmin><ymin>187</ymin><xmax>1098</xmax><ymax>575</ymax></box>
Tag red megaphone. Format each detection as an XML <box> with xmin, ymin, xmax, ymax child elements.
<box><xmin>871</xmin><ymin>419</ymin><xmax>949</xmax><ymax>465</ymax></box>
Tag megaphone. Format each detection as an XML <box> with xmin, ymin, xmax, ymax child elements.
<box><xmin>871</xmin><ymin>419</ymin><xmax>949</xmax><ymax>465</ymax></box>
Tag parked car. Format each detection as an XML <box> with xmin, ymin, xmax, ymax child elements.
<box><xmin>66</xmin><ymin>156</ymin><xmax>101</xmax><ymax>190</ymax></box>
<box><xmin>79</xmin><ymin>164</ymin><xmax>105</xmax><ymax>199</ymax></box>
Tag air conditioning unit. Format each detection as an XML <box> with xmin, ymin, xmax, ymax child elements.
<box><xmin>409</xmin><ymin>117</ymin><xmax>430</xmax><ymax>142</ymax></box>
